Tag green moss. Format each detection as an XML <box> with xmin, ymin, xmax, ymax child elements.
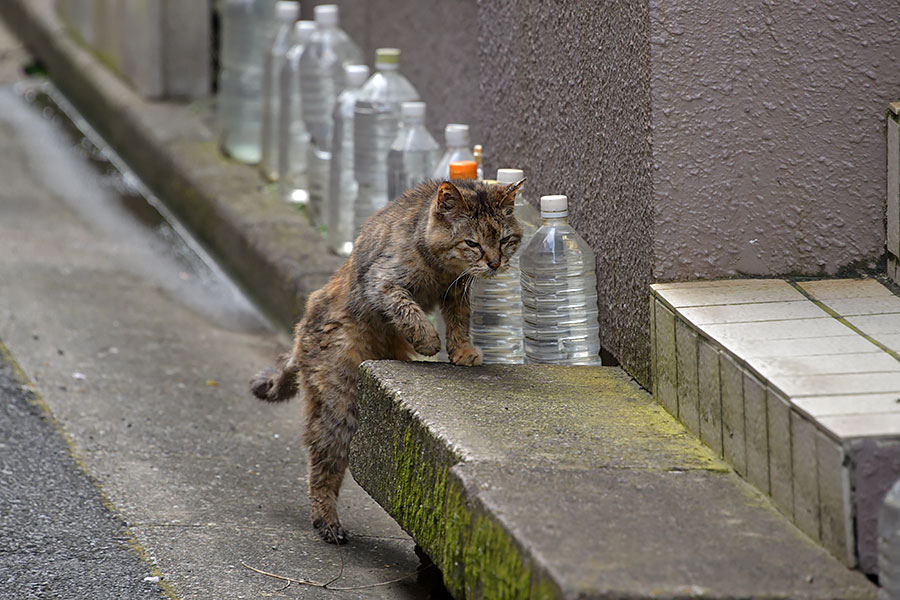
<box><xmin>464</xmin><ymin>514</ymin><xmax>532</xmax><ymax>599</ymax></box>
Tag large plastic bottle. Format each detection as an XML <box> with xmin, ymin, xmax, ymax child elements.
<box><xmin>299</xmin><ymin>5</ymin><xmax>363</xmax><ymax>226</ymax></box>
<box><xmin>259</xmin><ymin>1</ymin><xmax>299</xmax><ymax>181</ymax></box>
<box><xmin>520</xmin><ymin>195</ymin><xmax>602</xmax><ymax>365</ymax></box>
<box><xmin>218</xmin><ymin>0</ymin><xmax>279</xmax><ymax>164</ymax></box>
<box><xmin>432</xmin><ymin>124</ymin><xmax>474</xmax><ymax>179</ymax></box>
<box><xmin>879</xmin><ymin>478</ymin><xmax>900</xmax><ymax>599</ymax></box>
<box><xmin>470</xmin><ymin>169</ymin><xmax>541</xmax><ymax>364</ymax></box>
<box><xmin>386</xmin><ymin>102</ymin><xmax>441</xmax><ymax>202</ymax></box>
<box><xmin>277</xmin><ymin>19</ymin><xmax>316</xmax><ymax>204</ymax></box>
<box><xmin>327</xmin><ymin>63</ymin><xmax>371</xmax><ymax>257</ymax></box>
<box><xmin>353</xmin><ymin>48</ymin><xmax>420</xmax><ymax>234</ymax></box>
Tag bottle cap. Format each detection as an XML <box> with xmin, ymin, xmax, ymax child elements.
<box><xmin>445</xmin><ymin>123</ymin><xmax>469</xmax><ymax>147</ymax></box>
<box><xmin>496</xmin><ymin>168</ymin><xmax>524</xmax><ymax>185</ymax></box>
<box><xmin>540</xmin><ymin>194</ymin><xmax>568</xmax><ymax>218</ymax></box>
<box><xmin>450</xmin><ymin>161</ymin><xmax>478</xmax><ymax>180</ymax></box>
<box><xmin>375</xmin><ymin>47</ymin><xmax>400</xmax><ymax>70</ymax></box>
<box><xmin>401</xmin><ymin>101</ymin><xmax>426</xmax><ymax>122</ymax></box>
<box><xmin>295</xmin><ymin>20</ymin><xmax>316</xmax><ymax>41</ymax></box>
<box><xmin>275</xmin><ymin>1</ymin><xmax>299</xmax><ymax>21</ymax></box>
<box><xmin>343</xmin><ymin>64</ymin><xmax>370</xmax><ymax>87</ymax></box>
<box><xmin>314</xmin><ymin>4</ymin><xmax>338</xmax><ymax>26</ymax></box>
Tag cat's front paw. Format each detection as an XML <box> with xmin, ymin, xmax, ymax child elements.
<box><xmin>449</xmin><ymin>344</ymin><xmax>483</xmax><ymax>366</ymax></box>
<box><xmin>411</xmin><ymin>326</ymin><xmax>442</xmax><ymax>356</ymax></box>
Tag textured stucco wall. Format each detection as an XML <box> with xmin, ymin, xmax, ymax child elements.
<box><xmin>650</xmin><ymin>0</ymin><xmax>900</xmax><ymax>279</ymax></box>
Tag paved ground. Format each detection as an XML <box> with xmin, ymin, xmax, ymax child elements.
<box><xmin>0</xmin><ymin>36</ymin><xmax>443</xmax><ymax>600</ymax></box>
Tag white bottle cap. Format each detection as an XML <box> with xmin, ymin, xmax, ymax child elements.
<box><xmin>540</xmin><ymin>194</ymin><xmax>568</xmax><ymax>218</ymax></box>
<box><xmin>375</xmin><ymin>48</ymin><xmax>400</xmax><ymax>71</ymax></box>
<box><xmin>314</xmin><ymin>4</ymin><xmax>339</xmax><ymax>27</ymax></box>
<box><xmin>496</xmin><ymin>168</ymin><xmax>524</xmax><ymax>185</ymax></box>
<box><xmin>295</xmin><ymin>20</ymin><xmax>316</xmax><ymax>41</ymax></box>
<box><xmin>275</xmin><ymin>1</ymin><xmax>299</xmax><ymax>21</ymax></box>
<box><xmin>445</xmin><ymin>123</ymin><xmax>469</xmax><ymax>147</ymax></box>
<box><xmin>343</xmin><ymin>64</ymin><xmax>370</xmax><ymax>87</ymax></box>
<box><xmin>401</xmin><ymin>101</ymin><xmax>426</xmax><ymax>122</ymax></box>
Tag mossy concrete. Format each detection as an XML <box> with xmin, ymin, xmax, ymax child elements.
<box><xmin>351</xmin><ymin>361</ymin><xmax>877</xmax><ymax>599</ymax></box>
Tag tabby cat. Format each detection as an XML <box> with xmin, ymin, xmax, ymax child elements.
<box><xmin>250</xmin><ymin>177</ymin><xmax>525</xmax><ymax>544</ymax></box>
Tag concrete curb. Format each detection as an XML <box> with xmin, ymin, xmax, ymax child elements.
<box><xmin>0</xmin><ymin>0</ymin><xmax>342</xmax><ymax>331</ymax></box>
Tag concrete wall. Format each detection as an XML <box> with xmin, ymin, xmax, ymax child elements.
<box><xmin>650</xmin><ymin>0</ymin><xmax>899</xmax><ymax>280</ymax></box>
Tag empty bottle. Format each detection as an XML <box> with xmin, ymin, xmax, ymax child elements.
<box><xmin>432</xmin><ymin>124</ymin><xmax>474</xmax><ymax>179</ymax></box>
<box><xmin>353</xmin><ymin>48</ymin><xmax>420</xmax><ymax>234</ymax></box>
<box><xmin>520</xmin><ymin>194</ymin><xmax>602</xmax><ymax>365</ymax></box>
<box><xmin>218</xmin><ymin>0</ymin><xmax>279</xmax><ymax>164</ymax></box>
<box><xmin>277</xmin><ymin>19</ymin><xmax>316</xmax><ymax>204</ymax></box>
<box><xmin>327</xmin><ymin>63</ymin><xmax>371</xmax><ymax>257</ymax></box>
<box><xmin>300</xmin><ymin>4</ymin><xmax>363</xmax><ymax>226</ymax></box>
<box><xmin>470</xmin><ymin>169</ymin><xmax>541</xmax><ymax>364</ymax></box>
<box><xmin>259</xmin><ymin>1</ymin><xmax>299</xmax><ymax>181</ymax></box>
<box><xmin>879</xmin><ymin>478</ymin><xmax>900</xmax><ymax>599</ymax></box>
<box><xmin>386</xmin><ymin>102</ymin><xmax>440</xmax><ymax>202</ymax></box>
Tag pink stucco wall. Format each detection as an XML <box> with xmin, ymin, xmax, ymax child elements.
<box><xmin>651</xmin><ymin>1</ymin><xmax>899</xmax><ymax>280</ymax></box>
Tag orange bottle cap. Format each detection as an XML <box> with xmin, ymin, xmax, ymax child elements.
<box><xmin>449</xmin><ymin>160</ymin><xmax>478</xmax><ymax>180</ymax></box>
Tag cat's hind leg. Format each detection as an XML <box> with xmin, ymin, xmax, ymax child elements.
<box><xmin>250</xmin><ymin>351</ymin><xmax>301</xmax><ymax>403</ymax></box>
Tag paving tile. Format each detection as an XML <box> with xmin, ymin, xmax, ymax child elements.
<box><xmin>792</xmin><ymin>410</ymin><xmax>821</xmax><ymax>541</ymax></box>
<box><xmin>723</xmin><ymin>335</ymin><xmax>880</xmax><ymax>358</ymax></box>
<box><xmin>822</xmin><ymin>296</ymin><xmax>900</xmax><ymax>317</ymax></box>
<box><xmin>675</xmin><ymin>319</ymin><xmax>700</xmax><ymax>437</ymax></box>
<box><xmin>817</xmin><ymin>413</ymin><xmax>900</xmax><ymax>439</ymax></box>
<box><xmin>744</xmin><ymin>372</ymin><xmax>770</xmax><ymax>495</ymax></box>
<box><xmin>698</xmin><ymin>339</ymin><xmax>723</xmax><ymax>456</ymax></box>
<box><xmin>653</xmin><ymin>281</ymin><xmax>804</xmax><ymax>308</ymax></box>
<box><xmin>776</xmin><ymin>372</ymin><xmax>900</xmax><ymax>398</ymax></box>
<box><xmin>677</xmin><ymin>301</ymin><xmax>827</xmax><ymax>325</ymax></box>
<box><xmin>655</xmin><ymin>301</ymin><xmax>678</xmax><ymax>418</ymax></box>
<box><xmin>872</xmin><ymin>334</ymin><xmax>900</xmax><ymax>354</ymax></box>
<box><xmin>698</xmin><ymin>318</ymin><xmax>851</xmax><ymax>343</ymax></box>
<box><xmin>767</xmin><ymin>388</ymin><xmax>793</xmax><ymax>519</ymax></box>
<box><xmin>749</xmin><ymin>352</ymin><xmax>900</xmax><ymax>379</ymax></box>
<box><xmin>720</xmin><ymin>354</ymin><xmax>746</xmax><ymax>477</ymax></box>
<box><xmin>798</xmin><ymin>279</ymin><xmax>893</xmax><ymax>300</ymax></box>
<box><xmin>817</xmin><ymin>431</ymin><xmax>855</xmax><ymax>567</ymax></box>
<box><xmin>792</xmin><ymin>393</ymin><xmax>900</xmax><ymax>418</ymax></box>
<box><xmin>651</xmin><ymin>279</ymin><xmax>786</xmax><ymax>291</ymax></box>
<box><xmin>847</xmin><ymin>314</ymin><xmax>900</xmax><ymax>336</ymax></box>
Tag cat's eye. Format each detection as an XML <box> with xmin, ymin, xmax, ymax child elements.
<box><xmin>464</xmin><ymin>240</ymin><xmax>481</xmax><ymax>249</ymax></box>
<box><xmin>500</xmin><ymin>235</ymin><xmax>519</xmax><ymax>246</ymax></box>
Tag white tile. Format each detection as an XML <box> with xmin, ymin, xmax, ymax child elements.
<box><xmin>872</xmin><ymin>334</ymin><xmax>900</xmax><ymax>353</ymax></box>
<box><xmin>676</xmin><ymin>319</ymin><xmax>700</xmax><ymax>437</ymax></box>
<box><xmin>654</xmin><ymin>281</ymin><xmax>804</xmax><ymax>308</ymax></box>
<box><xmin>750</xmin><ymin>352</ymin><xmax>900</xmax><ymax>378</ymax></box>
<box><xmin>699</xmin><ymin>318</ymin><xmax>850</xmax><ymax>343</ymax></box>
<box><xmin>698</xmin><ymin>339</ymin><xmax>723</xmax><ymax>456</ymax></box>
<box><xmin>767</xmin><ymin>389</ymin><xmax>793</xmax><ymax>518</ymax></box>
<box><xmin>723</xmin><ymin>335</ymin><xmax>879</xmax><ymax>359</ymax></box>
<box><xmin>655</xmin><ymin>301</ymin><xmax>678</xmax><ymax>417</ymax></box>
<box><xmin>816</xmin><ymin>431</ymin><xmax>855</xmax><ymax>567</ymax></box>
<box><xmin>677</xmin><ymin>301</ymin><xmax>827</xmax><ymax>325</ymax></box>
<box><xmin>848</xmin><ymin>314</ymin><xmax>900</xmax><ymax>336</ymax></box>
<box><xmin>720</xmin><ymin>354</ymin><xmax>746</xmax><ymax>476</ymax></box>
<box><xmin>744</xmin><ymin>372</ymin><xmax>770</xmax><ymax>495</ymax></box>
<box><xmin>799</xmin><ymin>279</ymin><xmax>893</xmax><ymax>300</ymax></box>
<box><xmin>651</xmin><ymin>278</ymin><xmax>787</xmax><ymax>291</ymax></box>
<box><xmin>793</xmin><ymin>393</ymin><xmax>900</xmax><ymax>418</ymax></box>
<box><xmin>817</xmin><ymin>413</ymin><xmax>900</xmax><ymax>439</ymax></box>
<box><xmin>792</xmin><ymin>411</ymin><xmax>821</xmax><ymax>541</ymax></box>
<box><xmin>823</xmin><ymin>296</ymin><xmax>900</xmax><ymax>317</ymax></box>
<box><xmin>776</xmin><ymin>372</ymin><xmax>900</xmax><ymax>398</ymax></box>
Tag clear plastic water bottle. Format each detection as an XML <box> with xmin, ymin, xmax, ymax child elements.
<box><xmin>432</xmin><ymin>124</ymin><xmax>474</xmax><ymax>179</ymax></box>
<box><xmin>299</xmin><ymin>4</ymin><xmax>363</xmax><ymax>226</ymax></box>
<box><xmin>259</xmin><ymin>1</ymin><xmax>299</xmax><ymax>181</ymax></box>
<box><xmin>879</xmin><ymin>478</ymin><xmax>900</xmax><ymax>598</ymax></box>
<box><xmin>218</xmin><ymin>0</ymin><xmax>279</xmax><ymax>164</ymax></box>
<box><xmin>327</xmin><ymin>63</ymin><xmax>371</xmax><ymax>257</ymax></box>
<box><xmin>470</xmin><ymin>169</ymin><xmax>541</xmax><ymax>364</ymax></box>
<box><xmin>386</xmin><ymin>102</ymin><xmax>441</xmax><ymax>202</ymax></box>
<box><xmin>353</xmin><ymin>48</ymin><xmax>420</xmax><ymax>234</ymax></box>
<box><xmin>277</xmin><ymin>20</ymin><xmax>316</xmax><ymax>204</ymax></box>
<box><xmin>520</xmin><ymin>195</ymin><xmax>602</xmax><ymax>365</ymax></box>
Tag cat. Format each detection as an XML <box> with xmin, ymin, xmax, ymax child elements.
<box><xmin>250</xmin><ymin>177</ymin><xmax>525</xmax><ymax>544</ymax></box>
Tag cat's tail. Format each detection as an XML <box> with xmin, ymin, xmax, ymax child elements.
<box><xmin>250</xmin><ymin>352</ymin><xmax>300</xmax><ymax>403</ymax></box>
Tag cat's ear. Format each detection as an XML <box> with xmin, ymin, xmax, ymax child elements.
<box><xmin>435</xmin><ymin>181</ymin><xmax>468</xmax><ymax>215</ymax></box>
<box><xmin>499</xmin><ymin>178</ymin><xmax>526</xmax><ymax>211</ymax></box>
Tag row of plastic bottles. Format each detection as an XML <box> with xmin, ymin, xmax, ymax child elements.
<box><xmin>216</xmin><ymin>1</ymin><xmax>601</xmax><ymax>366</ymax></box>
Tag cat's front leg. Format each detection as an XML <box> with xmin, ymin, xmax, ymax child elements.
<box><xmin>377</xmin><ymin>285</ymin><xmax>441</xmax><ymax>356</ymax></box>
<box><xmin>441</xmin><ymin>280</ymin><xmax>482</xmax><ymax>366</ymax></box>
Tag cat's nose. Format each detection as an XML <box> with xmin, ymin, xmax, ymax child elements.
<box><xmin>487</xmin><ymin>257</ymin><xmax>501</xmax><ymax>271</ymax></box>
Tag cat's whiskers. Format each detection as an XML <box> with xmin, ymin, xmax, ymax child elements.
<box><xmin>443</xmin><ymin>267</ymin><xmax>474</xmax><ymax>306</ymax></box>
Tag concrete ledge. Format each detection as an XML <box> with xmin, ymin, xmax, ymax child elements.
<box><xmin>350</xmin><ymin>361</ymin><xmax>876</xmax><ymax>599</ymax></box>
<box><xmin>0</xmin><ymin>0</ymin><xmax>341</xmax><ymax>330</ymax></box>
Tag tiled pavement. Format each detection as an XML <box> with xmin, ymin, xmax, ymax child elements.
<box><xmin>651</xmin><ymin>277</ymin><xmax>900</xmax><ymax>575</ymax></box>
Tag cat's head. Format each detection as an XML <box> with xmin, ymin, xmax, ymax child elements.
<box><xmin>426</xmin><ymin>178</ymin><xmax>526</xmax><ymax>278</ymax></box>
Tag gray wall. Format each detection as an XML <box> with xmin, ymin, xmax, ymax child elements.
<box><xmin>650</xmin><ymin>0</ymin><xmax>899</xmax><ymax>280</ymax></box>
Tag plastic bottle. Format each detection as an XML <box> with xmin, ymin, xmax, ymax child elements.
<box><xmin>879</xmin><ymin>478</ymin><xmax>900</xmax><ymax>599</ymax></box>
<box><xmin>277</xmin><ymin>20</ymin><xmax>316</xmax><ymax>204</ymax></box>
<box><xmin>299</xmin><ymin>5</ymin><xmax>363</xmax><ymax>226</ymax></box>
<box><xmin>470</xmin><ymin>169</ymin><xmax>541</xmax><ymax>364</ymax></box>
<box><xmin>473</xmin><ymin>144</ymin><xmax>483</xmax><ymax>180</ymax></box>
<box><xmin>327</xmin><ymin>63</ymin><xmax>371</xmax><ymax>257</ymax></box>
<box><xmin>353</xmin><ymin>48</ymin><xmax>420</xmax><ymax>234</ymax></box>
<box><xmin>217</xmin><ymin>0</ymin><xmax>279</xmax><ymax>164</ymax></box>
<box><xmin>386</xmin><ymin>102</ymin><xmax>441</xmax><ymax>202</ymax></box>
<box><xmin>432</xmin><ymin>124</ymin><xmax>474</xmax><ymax>179</ymax></box>
<box><xmin>259</xmin><ymin>1</ymin><xmax>299</xmax><ymax>181</ymax></box>
<box><xmin>520</xmin><ymin>194</ymin><xmax>602</xmax><ymax>365</ymax></box>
